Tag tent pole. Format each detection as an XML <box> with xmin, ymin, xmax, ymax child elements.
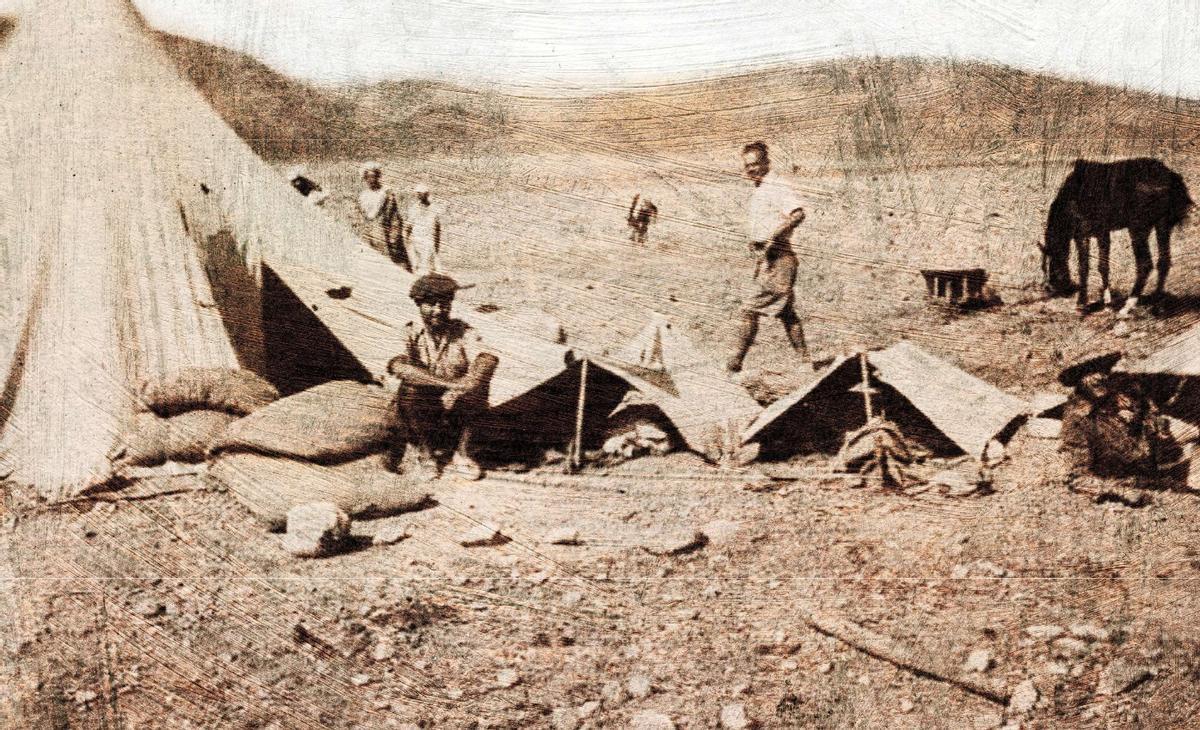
<box><xmin>859</xmin><ymin>353</ymin><xmax>874</xmax><ymax>421</ymax></box>
<box><xmin>569</xmin><ymin>359</ymin><xmax>589</xmax><ymax>472</ymax></box>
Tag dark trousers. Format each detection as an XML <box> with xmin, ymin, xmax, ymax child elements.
<box><xmin>384</xmin><ymin>384</ymin><xmax>484</xmax><ymax>468</ymax></box>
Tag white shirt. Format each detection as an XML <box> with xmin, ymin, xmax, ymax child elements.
<box><xmin>406</xmin><ymin>202</ymin><xmax>442</xmax><ymax>275</ymax></box>
<box><xmin>358</xmin><ymin>187</ymin><xmax>388</xmax><ymax>220</ymax></box>
<box><xmin>747</xmin><ymin>171</ymin><xmax>806</xmax><ymax>248</ymax></box>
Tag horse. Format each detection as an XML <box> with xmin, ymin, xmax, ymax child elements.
<box><xmin>1041</xmin><ymin>157</ymin><xmax>1193</xmax><ymax>314</ymax></box>
<box><xmin>627</xmin><ymin>194</ymin><xmax>659</xmax><ymax>245</ymax></box>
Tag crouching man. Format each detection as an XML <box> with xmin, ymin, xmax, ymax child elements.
<box><xmin>383</xmin><ymin>273</ymin><xmax>498</xmax><ymax>481</ymax></box>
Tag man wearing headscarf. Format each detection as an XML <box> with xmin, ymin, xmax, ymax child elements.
<box><xmin>382</xmin><ymin>273</ymin><xmax>497</xmax><ymax>480</ymax></box>
<box><xmin>404</xmin><ymin>183</ymin><xmax>442</xmax><ymax>275</ymax></box>
<box><xmin>357</xmin><ymin>161</ymin><xmax>408</xmax><ymax>270</ymax></box>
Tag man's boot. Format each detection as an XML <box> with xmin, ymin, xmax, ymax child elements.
<box><xmin>447</xmin><ymin>428</ymin><xmax>484</xmax><ymax>481</ymax></box>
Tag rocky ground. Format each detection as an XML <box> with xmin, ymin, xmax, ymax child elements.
<box><xmin>4</xmin><ymin>152</ymin><xmax>1200</xmax><ymax>728</ymax></box>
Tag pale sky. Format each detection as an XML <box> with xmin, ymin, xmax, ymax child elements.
<box><xmin>56</xmin><ymin>1</ymin><xmax>1200</xmax><ymax>96</ymax></box>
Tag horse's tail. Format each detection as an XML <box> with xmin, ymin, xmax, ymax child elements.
<box><xmin>1168</xmin><ymin>172</ymin><xmax>1194</xmax><ymax>225</ymax></box>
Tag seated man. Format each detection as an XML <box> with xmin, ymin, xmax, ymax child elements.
<box><xmin>382</xmin><ymin>273</ymin><xmax>498</xmax><ymax>480</ymax></box>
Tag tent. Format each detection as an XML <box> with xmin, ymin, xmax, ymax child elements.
<box><xmin>0</xmin><ymin>0</ymin><xmax>580</xmax><ymax>496</ymax></box>
<box><xmin>0</xmin><ymin>0</ymin><xmax>759</xmax><ymax>495</ymax></box>
<box><xmin>741</xmin><ymin>341</ymin><xmax>1029</xmax><ymax>460</ymax></box>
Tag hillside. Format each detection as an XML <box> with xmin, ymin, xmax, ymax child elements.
<box><xmin>150</xmin><ymin>31</ymin><xmax>1200</xmax><ymax>171</ymax></box>
<box><xmin>153</xmin><ymin>33</ymin><xmax>510</xmax><ymax>161</ymax></box>
<box><xmin>505</xmin><ymin>58</ymin><xmax>1200</xmax><ymax>169</ymax></box>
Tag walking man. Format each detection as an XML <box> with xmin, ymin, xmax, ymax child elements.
<box><xmin>382</xmin><ymin>273</ymin><xmax>497</xmax><ymax>481</ymax></box>
<box><xmin>357</xmin><ymin>161</ymin><xmax>408</xmax><ymax>270</ymax></box>
<box><xmin>726</xmin><ymin>141</ymin><xmax>812</xmax><ymax>373</ymax></box>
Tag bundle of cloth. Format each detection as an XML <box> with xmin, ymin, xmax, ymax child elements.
<box><xmin>206</xmin><ymin>380</ymin><xmax>430</xmax><ymax>530</ymax></box>
<box><xmin>108</xmin><ymin>367</ymin><xmax>281</xmax><ymax>476</ymax></box>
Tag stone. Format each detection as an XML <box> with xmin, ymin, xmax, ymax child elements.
<box><xmin>627</xmin><ymin>674</ymin><xmax>653</xmax><ymax>698</ymax></box>
<box><xmin>1096</xmin><ymin>659</ymin><xmax>1153</xmax><ymax>696</ymax></box>
<box><xmin>350</xmin><ymin>674</ymin><xmax>371</xmax><ymax>687</ymax></box>
<box><xmin>1041</xmin><ymin>662</ymin><xmax>1069</xmax><ymax>677</ymax></box>
<box><xmin>1069</xmin><ymin>623</ymin><xmax>1110</xmax><ymax>643</ymax></box>
<box><xmin>898</xmin><ymin>699</ymin><xmax>915</xmax><ymax>714</ymax></box>
<box><xmin>373</xmin><ymin>523</ymin><xmax>412</xmax><ymax>546</ymax></box>
<box><xmin>577</xmin><ymin>701</ymin><xmax>599</xmax><ymax>719</ymax></box>
<box><xmin>1052</xmin><ymin>637</ymin><xmax>1089</xmax><ymax>658</ymax></box>
<box><xmin>496</xmin><ymin>668</ymin><xmax>520</xmax><ymax>688</ymax></box>
<box><xmin>550</xmin><ymin>708</ymin><xmax>579</xmax><ymax>730</ymax></box>
<box><xmin>131</xmin><ymin>596</ymin><xmax>164</xmax><ymax>618</ymax></box>
<box><xmin>562</xmin><ymin>591</ymin><xmax>584</xmax><ymax>607</ymax></box>
<box><xmin>1024</xmin><ymin>625</ymin><xmax>1065</xmax><ymax>641</ymax></box>
<box><xmin>817</xmin><ymin>661</ymin><xmax>833</xmax><ymax>674</ymax></box>
<box><xmin>74</xmin><ymin>690</ymin><xmax>98</xmax><ymax>705</ymax></box>
<box><xmin>283</xmin><ymin>502</ymin><xmax>350</xmax><ymax>558</ymax></box>
<box><xmin>1007</xmin><ymin>679</ymin><xmax>1038</xmax><ymax>716</ymax></box>
<box><xmin>545</xmin><ymin>527</ymin><xmax>581</xmax><ymax>545</ymax></box>
<box><xmin>459</xmin><ymin>522</ymin><xmax>508</xmax><ymax>547</ymax></box>
<box><xmin>720</xmin><ymin>703</ymin><xmax>750</xmax><ymax>729</ymax></box>
<box><xmin>701</xmin><ymin>519</ymin><xmax>741</xmax><ymax>546</ymax></box>
<box><xmin>964</xmin><ymin>648</ymin><xmax>992</xmax><ymax>673</ymax></box>
<box><xmin>642</xmin><ymin>529</ymin><xmax>707</xmax><ymax>556</ymax></box>
<box><xmin>630</xmin><ymin>710</ymin><xmax>675</xmax><ymax>730</ymax></box>
<box><xmin>600</xmin><ymin>680</ymin><xmax>626</xmax><ymax>707</ymax></box>
<box><xmin>372</xmin><ymin>640</ymin><xmax>395</xmax><ymax>662</ymax></box>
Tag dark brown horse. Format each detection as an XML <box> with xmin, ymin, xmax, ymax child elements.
<box><xmin>1042</xmin><ymin>158</ymin><xmax>1193</xmax><ymax>313</ymax></box>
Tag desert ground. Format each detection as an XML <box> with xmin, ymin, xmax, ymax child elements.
<box><xmin>6</xmin><ymin>35</ymin><xmax>1200</xmax><ymax>730</ymax></box>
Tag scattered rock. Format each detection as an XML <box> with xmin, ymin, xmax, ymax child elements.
<box><xmin>630</xmin><ymin>710</ymin><xmax>675</xmax><ymax>730</ymax></box>
<box><xmin>627</xmin><ymin>674</ymin><xmax>653</xmax><ymax>698</ymax></box>
<box><xmin>283</xmin><ymin>502</ymin><xmax>350</xmax><ymax>558</ymax></box>
<box><xmin>600</xmin><ymin>680</ymin><xmax>626</xmax><ymax>707</ymax></box>
<box><xmin>1007</xmin><ymin>679</ymin><xmax>1038</xmax><ymax>716</ymax></box>
<box><xmin>1052</xmin><ymin>637</ymin><xmax>1089</xmax><ymax>658</ymax></box>
<box><xmin>817</xmin><ymin>661</ymin><xmax>833</xmax><ymax>674</ymax></box>
<box><xmin>371</xmin><ymin>640</ymin><xmax>395</xmax><ymax>662</ymax></box>
<box><xmin>459</xmin><ymin>522</ymin><xmax>509</xmax><ymax>548</ymax></box>
<box><xmin>130</xmin><ymin>596</ymin><xmax>164</xmax><ymax>619</ymax></box>
<box><xmin>964</xmin><ymin>648</ymin><xmax>992</xmax><ymax>673</ymax></box>
<box><xmin>373</xmin><ymin>523</ymin><xmax>412</xmax><ymax>546</ymax></box>
<box><xmin>74</xmin><ymin>689</ymin><xmax>98</xmax><ymax>705</ymax></box>
<box><xmin>1024</xmin><ymin>624</ymin><xmax>1065</xmax><ymax>641</ymax></box>
<box><xmin>701</xmin><ymin>519</ymin><xmax>741</xmax><ymax>546</ymax></box>
<box><xmin>350</xmin><ymin>674</ymin><xmax>371</xmax><ymax>687</ymax></box>
<box><xmin>561</xmin><ymin>591</ymin><xmax>584</xmax><ymax>607</ymax></box>
<box><xmin>898</xmin><ymin>699</ymin><xmax>915</xmax><ymax>714</ymax></box>
<box><xmin>577</xmin><ymin>701</ymin><xmax>600</xmax><ymax>719</ymax></box>
<box><xmin>1069</xmin><ymin>623</ymin><xmax>1110</xmax><ymax>643</ymax></box>
<box><xmin>550</xmin><ymin>707</ymin><xmax>579</xmax><ymax>730</ymax></box>
<box><xmin>545</xmin><ymin>527</ymin><xmax>581</xmax><ymax>545</ymax></box>
<box><xmin>642</xmin><ymin>529</ymin><xmax>708</xmax><ymax>556</ymax></box>
<box><xmin>1041</xmin><ymin>661</ymin><xmax>1069</xmax><ymax>676</ymax></box>
<box><xmin>1096</xmin><ymin>659</ymin><xmax>1154</xmax><ymax>696</ymax></box>
<box><xmin>720</xmin><ymin>702</ymin><xmax>751</xmax><ymax>729</ymax></box>
<box><xmin>496</xmin><ymin>668</ymin><xmax>520</xmax><ymax>689</ymax></box>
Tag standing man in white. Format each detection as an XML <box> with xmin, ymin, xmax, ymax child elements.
<box><xmin>726</xmin><ymin>141</ymin><xmax>812</xmax><ymax>373</ymax></box>
<box><xmin>405</xmin><ymin>183</ymin><xmax>442</xmax><ymax>275</ymax></box>
<box><xmin>357</xmin><ymin>162</ymin><xmax>407</xmax><ymax>270</ymax></box>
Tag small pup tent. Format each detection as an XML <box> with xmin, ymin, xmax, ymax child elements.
<box><xmin>742</xmin><ymin>341</ymin><xmax>1029</xmax><ymax>460</ymax></box>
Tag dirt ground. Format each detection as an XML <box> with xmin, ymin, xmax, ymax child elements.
<box><xmin>4</xmin><ymin>144</ymin><xmax>1200</xmax><ymax>728</ymax></box>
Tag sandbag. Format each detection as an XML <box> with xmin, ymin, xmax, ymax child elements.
<box><xmin>208</xmin><ymin>451</ymin><xmax>431</xmax><ymax>530</ymax></box>
<box><xmin>114</xmin><ymin>410</ymin><xmax>240</xmax><ymax>467</ymax></box>
<box><xmin>210</xmin><ymin>380</ymin><xmax>393</xmax><ymax>463</ymax></box>
<box><xmin>139</xmin><ymin>367</ymin><xmax>280</xmax><ymax>417</ymax></box>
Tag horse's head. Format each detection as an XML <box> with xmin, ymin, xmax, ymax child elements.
<box><xmin>1041</xmin><ymin>199</ymin><xmax>1076</xmax><ymax>297</ymax></box>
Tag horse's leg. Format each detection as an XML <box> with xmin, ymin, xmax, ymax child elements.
<box><xmin>1154</xmin><ymin>221</ymin><xmax>1173</xmax><ymax>299</ymax></box>
<box><xmin>1098</xmin><ymin>231</ymin><xmax>1113</xmax><ymax>307</ymax></box>
<box><xmin>1120</xmin><ymin>227</ymin><xmax>1153</xmax><ymax>317</ymax></box>
<box><xmin>1075</xmin><ymin>236</ymin><xmax>1090</xmax><ymax>311</ymax></box>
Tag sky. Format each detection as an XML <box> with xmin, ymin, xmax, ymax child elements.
<box><xmin>66</xmin><ymin>1</ymin><xmax>1200</xmax><ymax>97</ymax></box>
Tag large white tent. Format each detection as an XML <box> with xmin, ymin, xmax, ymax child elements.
<box><xmin>0</xmin><ymin>0</ymin><xmax>576</xmax><ymax>496</ymax></box>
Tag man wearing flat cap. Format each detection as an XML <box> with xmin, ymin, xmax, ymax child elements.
<box><xmin>383</xmin><ymin>273</ymin><xmax>497</xmax><ymax>480</ymax></box>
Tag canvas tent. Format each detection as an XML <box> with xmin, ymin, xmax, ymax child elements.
<box><xmin>0</xmin><ymin>0</ymin><xmax>759</xmax><ymax>496</ymax></box>
<box><xmin>0</xmin><ymin>0</ymin><xmax>582</xmax><ymax>496</ymax></box>
<box><xmin>741</xmin><ymin>341</ymin><xmax>1029</xmax><ymax>460</ymax></box>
